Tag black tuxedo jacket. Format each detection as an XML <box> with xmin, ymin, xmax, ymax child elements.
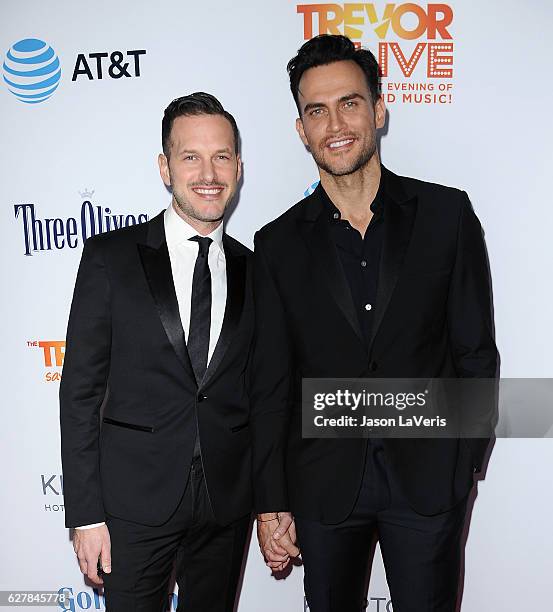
<box><xmin>251</xmin><ymin>166</ymin><xmax>499</xmax><ymax>521</ymax></box>
<box><xmin>60</xmin><ymin>212</ymin><xmax>254</xmax><ymax>528</ymax></box>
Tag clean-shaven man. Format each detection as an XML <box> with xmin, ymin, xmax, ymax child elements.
<box><xmin>61</xmin><ymin>92</ymin><xmax>253</xmax><ymax>611</ymax></box>
<box><xmin>252</xmin><ymin>35</ymin><xmax>498</xmax><ymax>611</ymax></box>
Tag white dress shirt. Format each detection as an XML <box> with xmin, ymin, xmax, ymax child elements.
<box><xmin>76</xmin><ymin>204</ymin><xmax>227</xmax><ymax>530</ymax></box>
<box><xmin>164</xmin><ymin>202</ymin><xmax>227</xmax><ymax>362</ymax></box>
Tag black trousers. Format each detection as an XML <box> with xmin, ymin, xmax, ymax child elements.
<box><xmin>295</xmin><ymin>442</ymin><xmax>468</xmax><ymax>612</ymax></box>
<box><xmin>103</xmin><ymin>457</ymin><xmax>250</xmax><ymax>612</ymax></box>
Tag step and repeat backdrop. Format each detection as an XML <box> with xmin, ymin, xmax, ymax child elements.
<box><xmin>1</xmin><ymin>1</ymin><xmax>552</xmax><ymax>610</ymax></box>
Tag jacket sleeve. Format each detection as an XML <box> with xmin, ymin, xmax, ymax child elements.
<box><xmin>59</xmin><ymin>237</ymin><xmax>111</xmax><ymax>527</ymax></box>
<box><xmin>250</xmin><ymin>233</ymin><xmax>291</xmax><ymax>513</ymax></box>
<box><xmin>446</xmin><ymin>193</ymin><xmax>500</xmax><ymax>470</ymax></box>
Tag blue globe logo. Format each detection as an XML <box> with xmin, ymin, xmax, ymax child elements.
<box><xmin>3</xmin><ymin>38</ymin><xmax>61</xmax><ymax>104</ymax></box>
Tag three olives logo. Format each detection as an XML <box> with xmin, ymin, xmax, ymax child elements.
<box><xmin>2</xmin><ymin>38</ymin><xmax>61</xmax><ymax>104</ymax></box>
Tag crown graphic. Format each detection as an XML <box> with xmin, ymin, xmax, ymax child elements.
<box><xmin>78</xmin><ymin>188</ymin><xmax>95</xmax><ymax>199</ymax></box>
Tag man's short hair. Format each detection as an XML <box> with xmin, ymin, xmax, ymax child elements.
<box><xmin>287</xmin><ymin>35</ymin><xmax>381</xmax><ymax>115</ymax></box>
<box><xmin>161</xmin><ymin>92</ymin><xmax>239</xmax><ymax>158</ymax></box>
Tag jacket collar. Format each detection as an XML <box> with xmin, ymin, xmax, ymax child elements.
<box><xmin>138</xmin><ymin>212</ymin><xmax>247</xmax><ymax>388</ymax></box>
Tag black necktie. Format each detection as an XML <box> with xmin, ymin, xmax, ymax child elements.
<box><xmin>187</xmin><ymin>236</ymin><xmax>212</xmax><ymax>384</ymax></box>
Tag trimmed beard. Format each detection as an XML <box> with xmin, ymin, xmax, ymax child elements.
<box><xmin>169</xmin><ymin>164</ymin><xmax>235</xmax><ymax>222</ymax></box>
<box><xmin>172</xmin><ymin>188</ymin><xmax>228</xmax><ymax>223</ymax></box>
<box><xmin>313</xmin><ymin>135</ymin><xmax>377</xmax><ymax>177</ymax></box>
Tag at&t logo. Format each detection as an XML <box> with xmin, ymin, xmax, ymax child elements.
<box><xmin>3</xmin><ymin>37</ymin><xmax>147</xmax><ymax>103</ymax></box>
<box><xmin>2</xmin><ymin>38</ymin><xmax>61</xmax><ymax>104</ymax></box>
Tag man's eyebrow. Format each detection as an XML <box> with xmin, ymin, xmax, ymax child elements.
<box><xmin>338</xmin><ymin>92</ymin><xmax>367</xmax><ymax>104</ymax></box>
<box><xmin>303</xmin><ymin>101</ymin><xmax>326</xmax><ymax>114</ymax></box>
<box><xmin>177</xmin><ymin>147</ymin><xmax>233</xmax><ymax>155</ymax></box>
<box><xmin>302</xmin><ymin>92</ymin><xmax>367</xmax><ymax>114</ymax></box>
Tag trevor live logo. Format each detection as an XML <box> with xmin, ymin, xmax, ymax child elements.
<box><xmin>27</xmin><ymin>340</ymin><xmax>65</xmax><ymax>382</ymax></box>
<box><xmin>297</xmin><ymin>3</ymin><xmax>455</xmax><ymax>101</ymax></box>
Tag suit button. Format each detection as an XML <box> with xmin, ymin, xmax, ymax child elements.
<box><xmin>369</xmin><ymin>361</ymin><xmax>378</xmax><ymax>372</ymax></box>
<box><xmin>197</xmin><ymin>394</ymin><xmax>207</xmax><ymax>403</ymax></box>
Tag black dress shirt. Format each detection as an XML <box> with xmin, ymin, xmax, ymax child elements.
<box><xmin>320</xmin><ymin>180</ymin><xmax>385</xmax><ymax>348</ymax></box>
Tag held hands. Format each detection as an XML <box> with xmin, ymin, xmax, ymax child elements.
<box><xmin>257</xmin><ymin>511</ymin><xmax>300</xmax><ymax>572</ymax></box>
<box><xmin>73</xmin><ymin>525</ymin><xmax>112</xmax><ymax>584</ymax></box>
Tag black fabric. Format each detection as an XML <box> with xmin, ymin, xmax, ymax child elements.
<box><xmin>295</xmin><ymin>448</ymin><xmax>467</xmax><ymax>612</ymax></box>
<box><xmin>60</xmin><ymin>213</ymin><xmax>255</xmax><ymax>528</ymax></box>
<box><xmin>321</xmin><ymin>182</ymin><xmax>384</xmax><ymax>346</ymax></box>
<box><xmin>103</xmin><ymin>459</ymin><xmax>250</xmax><ymax>612</ymax></box>
<box><xmin>250</xmin><ymin>165</ymin><xmax>499</xmax><ymax>520</ymax></box>
<box><xmin>187</xmin><ymin>236</ymin><xmax>213</xmax><ymax>385</ymax></box>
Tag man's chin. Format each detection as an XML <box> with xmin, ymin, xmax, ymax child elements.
<box><xmin>317</xmin><ymin>153</ymin><xmax>375</xmax><ymax>178</ymax></box>
<box><xmin>189</xmin><ymin>213</ymin><xmax>224</xmax><ymax>224</ymax></box>
<box><xmin>319</xmin><ymin>161</ymin><xmax>362</xmax><ymax>177</ymax></box>
<box><xmin>173</xmin><ymin>191</ymin><xmax>233</xmax><ymax>225</ymax></box>
<box><xmin>190</xmin><ymin>206</ymin><xmax>226</xmax><ymax>223</ymax></box>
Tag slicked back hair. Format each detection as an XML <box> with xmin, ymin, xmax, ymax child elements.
<box><xmin>287</xmin><ymin>35</ymin><xmax>380</xmax><ymax>115</ymax></box>
<box><xmin>161</xmin><ymin>92</ymin><xmax>239</xmax><ymax>158</ymax></box>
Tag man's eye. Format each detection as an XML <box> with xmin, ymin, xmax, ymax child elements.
<box><xmin>310</xmin><ymin>108</ymin><xmax>324</xmax><ymax>116</ymax></box>
<box><xmin>344</xmin><ymin>100</ymin><xmax>357</xmax><ymax>108</ymax></box>
<box><xmin>184</xmin><ymin>155</ymin><xmax>197</xmax><ymax>161</ymax></box>
<box><xmin>217</xmin><ymin>155</ymin><xmax>230</xmax><ymax>160</ymax></box>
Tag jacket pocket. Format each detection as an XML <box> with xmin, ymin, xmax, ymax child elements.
<box><xmin>230</xmin><ymin>422</ymin><xmax>249</xmax><ymax>433</ymax></box>
<box><xmin>102</xmin><ymin>417</ymin><xmax>154</xmax><ymax>433</ymax></box>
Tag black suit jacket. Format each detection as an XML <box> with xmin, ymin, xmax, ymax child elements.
<box><xmin>251</xmin><ymin>166</ymin><xmax>499</xmax><ymax>521</ymax></box>
<box><xmin>60</xmin><ymin>212</ymin><xmax>254</xmax><ymax>528</ymax></box>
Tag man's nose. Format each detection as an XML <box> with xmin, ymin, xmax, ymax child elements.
<box><xmin>327</xmin><ymin>108</ymin><xmax>347</xmax><ymax>133</ymax></box>
<box><xmin>199</xmin><ymin>159</ymin><xmax>216</xmax><ymax>183</ymax></box>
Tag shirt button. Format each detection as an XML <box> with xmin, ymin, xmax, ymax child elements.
<box><xmin>360</xmin><ymin>260</ymin><xmax>367</xmax><ymax>267</ymax></box>
<box><xmin>364</xmin><ymin>303</ymin><xmax>372</xmax><ymax>311</ymax></box>
<box><xmin>333</xmin><ymin>212</ymin><xmax>340</xmax><ymax>220</ymax></box>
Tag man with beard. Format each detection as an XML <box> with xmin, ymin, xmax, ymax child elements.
<box><xmin>61</xmin><ymin>93</ymin><xmax>253</xmax><ymax>611</ymax></box>
<box><xmin>252</xmin><ymin>35</ymin><xmax>498</xmax><ymax>611</ymax></box>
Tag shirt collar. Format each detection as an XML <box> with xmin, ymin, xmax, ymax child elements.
<box><xmin>320</xmin><ymin>174</ymin><xmax>384</xmax><ymax>222</ymax></box>
<box><xmin>164</xmin><ymin>202</ymin><xmax>224</xmax><ymax>253</ymax></box>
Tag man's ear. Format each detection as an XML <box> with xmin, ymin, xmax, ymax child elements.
<box><xmin>158</xmin><ymin>153</ymin><xmax>171</xmax><ymax>187</ymax></box>
<box><xmin>374</xmin><ymin>96</ymin><xmax>386</xmax><ymax>130</ymax></box>
<box><xmin>296</xmin><ymin>117</ymin><xmax>309</xmax><ymax>147</ymax></box>
<box><xmin>236</xmin><ymin>154</ymin><xmax>242</xmax><ymax>183</ymax></box>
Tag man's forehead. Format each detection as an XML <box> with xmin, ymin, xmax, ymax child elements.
<box><xmin>298</xmin><ymin>60</ymin><xmax>369</xmax><ymax>100</ymax></box>
<box><xmin>172</xmin><ymin>113</ymin><xmax>231</xmax><ymax>132</ymax></box>
<box><xmin>170</xmin><ymin>114</ymin><xmax>234</xmax><ymax>145</ymax></box>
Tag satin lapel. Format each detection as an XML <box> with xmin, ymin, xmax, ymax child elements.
<box><xmin>368</xmin><ymin>192</ymin><xmax>418</xmax><ymax>351</ymax></box>
<box><xmin>201</xmin><ymin>239</ymin><xmax>246</xmax><ymax>388</ymax></box>
<box><xmin>137</xmin><ymin>215</ymin><xmax>196</xmax><ymax>383</ymax></box>
<box><xmin>298</xmin><ymin>211</ymin><xmax>365</xmax><ymax>347</ymax></box>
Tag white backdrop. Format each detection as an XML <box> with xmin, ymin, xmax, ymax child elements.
<box><xmin>1</xmin><ymin>1</ymin><xmax>552</xmax><ymax>610</ymax></box>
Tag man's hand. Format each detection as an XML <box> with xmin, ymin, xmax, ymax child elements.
<box><xmin>73</xmin><ymin>525</ymin><xmax>111</xmax><ymax>584</ymax></box>
<box><xmin>257</xmin><ymin>511</ymin><xmax>300</xmax><ymax>572</ymax></box>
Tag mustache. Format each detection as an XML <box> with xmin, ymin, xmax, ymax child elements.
<box><xmin>188</xmin><ymin>181</ymin><xmax>227</xmax><ymax>188</ymax></box>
